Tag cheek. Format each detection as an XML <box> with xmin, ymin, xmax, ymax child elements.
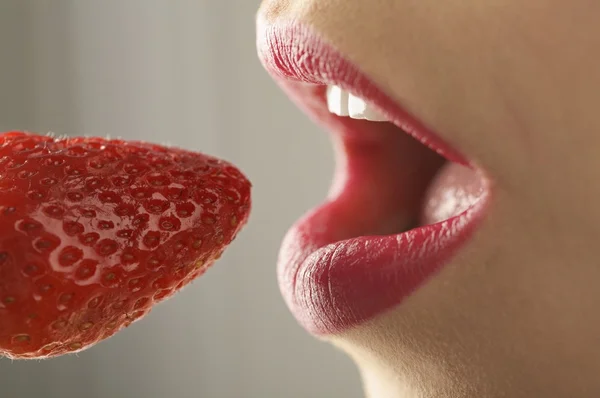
<box><xmin>308</xmin><ymin>0</ymin><xmax>600</xmax><ymax>178</ymax></box>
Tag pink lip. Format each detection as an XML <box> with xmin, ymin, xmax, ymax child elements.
<box><xmin>257</xmin><ymin>21</ymin><xmax>490</xmax><ymax>335</ymax></box>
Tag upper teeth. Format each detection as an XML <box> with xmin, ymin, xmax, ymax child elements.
<box><xmin>326</xmin><ymin>85</ymin><xmax>388</xmax><ymax>122</ymax></box>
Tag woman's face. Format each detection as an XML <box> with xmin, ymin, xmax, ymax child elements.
<box><xmin>257</xmin><ymin>1</ymin><xmax>600</xmax><ymax>396</ymax></box>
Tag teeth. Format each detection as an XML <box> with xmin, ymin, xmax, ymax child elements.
<box><xmin>348</xmin><ymin>93</ymin><xmax>388</xmax><ymax>122</ymax></box>
<box><xmin>326</xmin><ymin>85</ymin><xmax>388</xmax><ymax>122</ymax></box>
<box><xmin>326</xmin><ymin>85</ymin><xmax>350</xmax><ymax>116</ymax></box>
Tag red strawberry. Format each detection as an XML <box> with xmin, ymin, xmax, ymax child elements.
<box><xmin>0</xmin><ymin>132</ymin><xmax>251</xmax><ymax>359</ymax></box>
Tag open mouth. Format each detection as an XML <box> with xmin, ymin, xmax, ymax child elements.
<box><xmin>257</xmin><ymin>22</ymin><xmax>491</xmax><ymax>335</ymax></box>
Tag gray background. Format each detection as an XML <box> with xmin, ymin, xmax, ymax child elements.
<box><xmin>0</xmin><ymin>1</ymin><xmax>362</xmax><ymax>397</ymax></box>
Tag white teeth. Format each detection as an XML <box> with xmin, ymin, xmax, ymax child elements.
<box><xmin>326</xmin><ymin>85</ymin><xmax>350</xmax><ymax>116</ymax></box>
<box><xmin>348</xmin><ymin>93</ymin><xmax>388</xmax><ymax>122</ymax></box>
<box><xmin>326</xmin><ymin>85</ymin><xmax>388</xmax><ymax>122</ymax></box>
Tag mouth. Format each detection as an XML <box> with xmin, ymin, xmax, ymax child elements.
<box><xmin>257</xmin><ymin>21</ymin><xmax>491</xmax><ymax>335</ymax></box>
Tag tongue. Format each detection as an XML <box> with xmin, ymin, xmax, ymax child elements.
<box><xmin>420</xmin><ymin>163</ymin><xmax>485</xmax><ymax>226</ymax></box>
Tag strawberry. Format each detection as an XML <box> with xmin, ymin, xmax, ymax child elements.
<box><xmin>0</xmin><ymin>132</ymin><xmax>251</xmax><ymax>359</ymax></box>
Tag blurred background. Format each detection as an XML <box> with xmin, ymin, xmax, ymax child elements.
<box><xmin>0</xmin><ymin>1</ymin><xmax>362</xmax><ymax>397</ymax></box>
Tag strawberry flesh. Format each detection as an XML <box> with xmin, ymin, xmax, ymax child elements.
<box><xmin>0</xmin><ymin>132</ymin><xmax>251</xmax><ymax>359</ymax></box>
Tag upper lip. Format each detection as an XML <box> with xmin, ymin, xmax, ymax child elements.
<box><xmin>257</xmin><ymin>19</ymin><xmax>491</xmax><ymax>335</ymax></box>
<box><xmin>257</xmin><ymin>20</ymin><xmax>468</xmax><ymax>166</ymax></box>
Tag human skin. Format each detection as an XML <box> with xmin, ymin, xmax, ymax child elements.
<box><xmin>256</xmin><ymin>1</ymin><xmax>600</xmax><ymax>397</ymax></box>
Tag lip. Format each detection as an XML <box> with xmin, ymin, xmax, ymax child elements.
<box><xmin>257</xmin><ymin>20</ymin><xmax>491</xmax><ymax>335</ymax></box>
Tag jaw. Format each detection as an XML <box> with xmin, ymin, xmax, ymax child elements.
<box><xmin>327</xmin><ymin>199</ymin><xmax>600</xmax><ymax>398</ymax></box>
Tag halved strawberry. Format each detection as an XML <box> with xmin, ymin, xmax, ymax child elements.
<box><xmin>0</xmin><ymin>132</ymin><xmax>251</xmax><ymax>359</ymax></box>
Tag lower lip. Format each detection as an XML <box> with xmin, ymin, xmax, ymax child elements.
<box><xmin>258</xmin><ymin>21</ymin><xmax>491</xmax><ymax>335</ymax></box>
